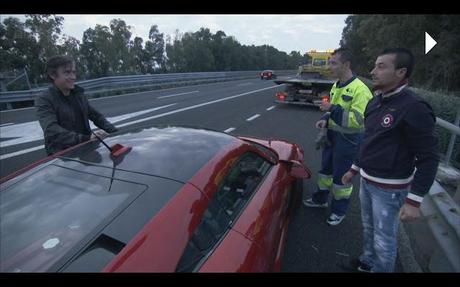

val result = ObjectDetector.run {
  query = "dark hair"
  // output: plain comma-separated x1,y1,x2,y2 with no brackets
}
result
379,48,414,79
332,47,353,68
46,55,74,82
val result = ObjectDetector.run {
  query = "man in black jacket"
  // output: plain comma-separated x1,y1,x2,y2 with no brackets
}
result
35,55,118,155
342,48,439,272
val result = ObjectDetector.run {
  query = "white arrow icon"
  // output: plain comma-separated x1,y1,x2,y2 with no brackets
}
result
425,32,437,54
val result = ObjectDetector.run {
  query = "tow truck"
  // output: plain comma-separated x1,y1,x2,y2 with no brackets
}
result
274,49,335,107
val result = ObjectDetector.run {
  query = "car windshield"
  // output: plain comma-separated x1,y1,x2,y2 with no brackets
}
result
313,59,327,66
0,164,146,272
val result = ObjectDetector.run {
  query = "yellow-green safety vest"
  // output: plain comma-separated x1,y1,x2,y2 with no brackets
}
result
327,77,373,134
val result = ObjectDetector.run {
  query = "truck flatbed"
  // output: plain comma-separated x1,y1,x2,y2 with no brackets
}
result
274,76,335,86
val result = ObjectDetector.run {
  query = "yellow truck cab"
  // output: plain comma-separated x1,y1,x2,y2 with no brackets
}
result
297,49,334,79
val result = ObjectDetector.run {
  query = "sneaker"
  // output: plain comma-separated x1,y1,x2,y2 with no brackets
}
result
326,213,345,225
349,258,372,273
303,198,328,208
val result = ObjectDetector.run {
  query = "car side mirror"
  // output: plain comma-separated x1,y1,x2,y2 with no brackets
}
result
289,160,311,179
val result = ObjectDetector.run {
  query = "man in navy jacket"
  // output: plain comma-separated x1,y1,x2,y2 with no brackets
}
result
342,48,439,272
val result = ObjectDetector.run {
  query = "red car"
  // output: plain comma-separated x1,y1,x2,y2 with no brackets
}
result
0,126,311,272
260,70,277,80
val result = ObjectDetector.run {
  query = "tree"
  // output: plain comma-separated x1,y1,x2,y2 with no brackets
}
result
0,17,41,89
211,30,228,71
165,29,186,72
2,16,311,86
109,19,132,74
142,25,166,73
181,28,216,72
25,14,64,84
340,14,459,92
80,24,113,78
58,35,87,79
130,36,145,74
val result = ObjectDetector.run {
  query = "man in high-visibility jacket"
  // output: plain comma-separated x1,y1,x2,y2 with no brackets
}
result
304,47,373,226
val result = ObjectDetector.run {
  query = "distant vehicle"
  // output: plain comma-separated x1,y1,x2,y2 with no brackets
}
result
274,49,335,107
0,125,311,272
260,70,277,80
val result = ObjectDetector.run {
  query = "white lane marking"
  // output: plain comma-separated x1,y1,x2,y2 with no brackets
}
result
157,91,199,99
1,85,284,159
0,103,177,148
246,114,260,122
0,79,255,112
0,121,44,148
116,85,282,128
266,105,276,111
0,145,45,160
0,123,14,127
224,127,236,133
101,103,177,125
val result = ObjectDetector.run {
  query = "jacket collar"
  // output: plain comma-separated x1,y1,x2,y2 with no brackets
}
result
376,79,409,99
50,84,84,98
335,75,357,89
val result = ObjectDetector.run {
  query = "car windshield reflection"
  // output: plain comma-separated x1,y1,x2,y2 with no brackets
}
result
0,165,146,272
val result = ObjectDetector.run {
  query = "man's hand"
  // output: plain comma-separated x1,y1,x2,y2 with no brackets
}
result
319,102,332,112
90,130,109,141
341,170,355,185
316,120,327,129
399,203,421,222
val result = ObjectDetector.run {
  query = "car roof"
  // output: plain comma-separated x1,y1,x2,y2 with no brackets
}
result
0,126,244,272
58,126,239,183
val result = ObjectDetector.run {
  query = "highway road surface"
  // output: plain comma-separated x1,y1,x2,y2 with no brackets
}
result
0,78,404,272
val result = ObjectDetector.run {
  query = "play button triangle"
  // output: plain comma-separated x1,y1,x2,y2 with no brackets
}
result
425,32,437,54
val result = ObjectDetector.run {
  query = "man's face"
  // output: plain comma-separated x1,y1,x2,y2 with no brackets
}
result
328,53,348,79
50,62,76,92
370,54,406,91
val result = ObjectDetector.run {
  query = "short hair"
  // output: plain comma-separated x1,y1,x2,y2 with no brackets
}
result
332,47,353,68
379,48,414,79
46,55,74,82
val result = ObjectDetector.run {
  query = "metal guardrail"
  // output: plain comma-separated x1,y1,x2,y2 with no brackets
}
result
437,113,460,166
420,181,460,272
0,70,296,105
419,115,460,272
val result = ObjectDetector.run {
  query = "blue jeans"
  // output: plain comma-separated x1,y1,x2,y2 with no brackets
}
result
359,178,409,272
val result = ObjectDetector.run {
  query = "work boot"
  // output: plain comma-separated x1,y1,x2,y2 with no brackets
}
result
349,258,372,273
303,198,328,208
326,213,345,226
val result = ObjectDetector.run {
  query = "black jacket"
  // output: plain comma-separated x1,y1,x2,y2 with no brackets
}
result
35,85,118,155
353,87,439,198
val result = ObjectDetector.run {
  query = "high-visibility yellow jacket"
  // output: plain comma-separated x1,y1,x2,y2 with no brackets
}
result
322,76,373,134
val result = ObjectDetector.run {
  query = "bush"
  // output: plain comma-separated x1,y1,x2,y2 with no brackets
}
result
411,88,460,168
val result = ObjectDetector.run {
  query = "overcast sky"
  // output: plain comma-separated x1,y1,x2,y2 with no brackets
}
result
3,14,349,54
